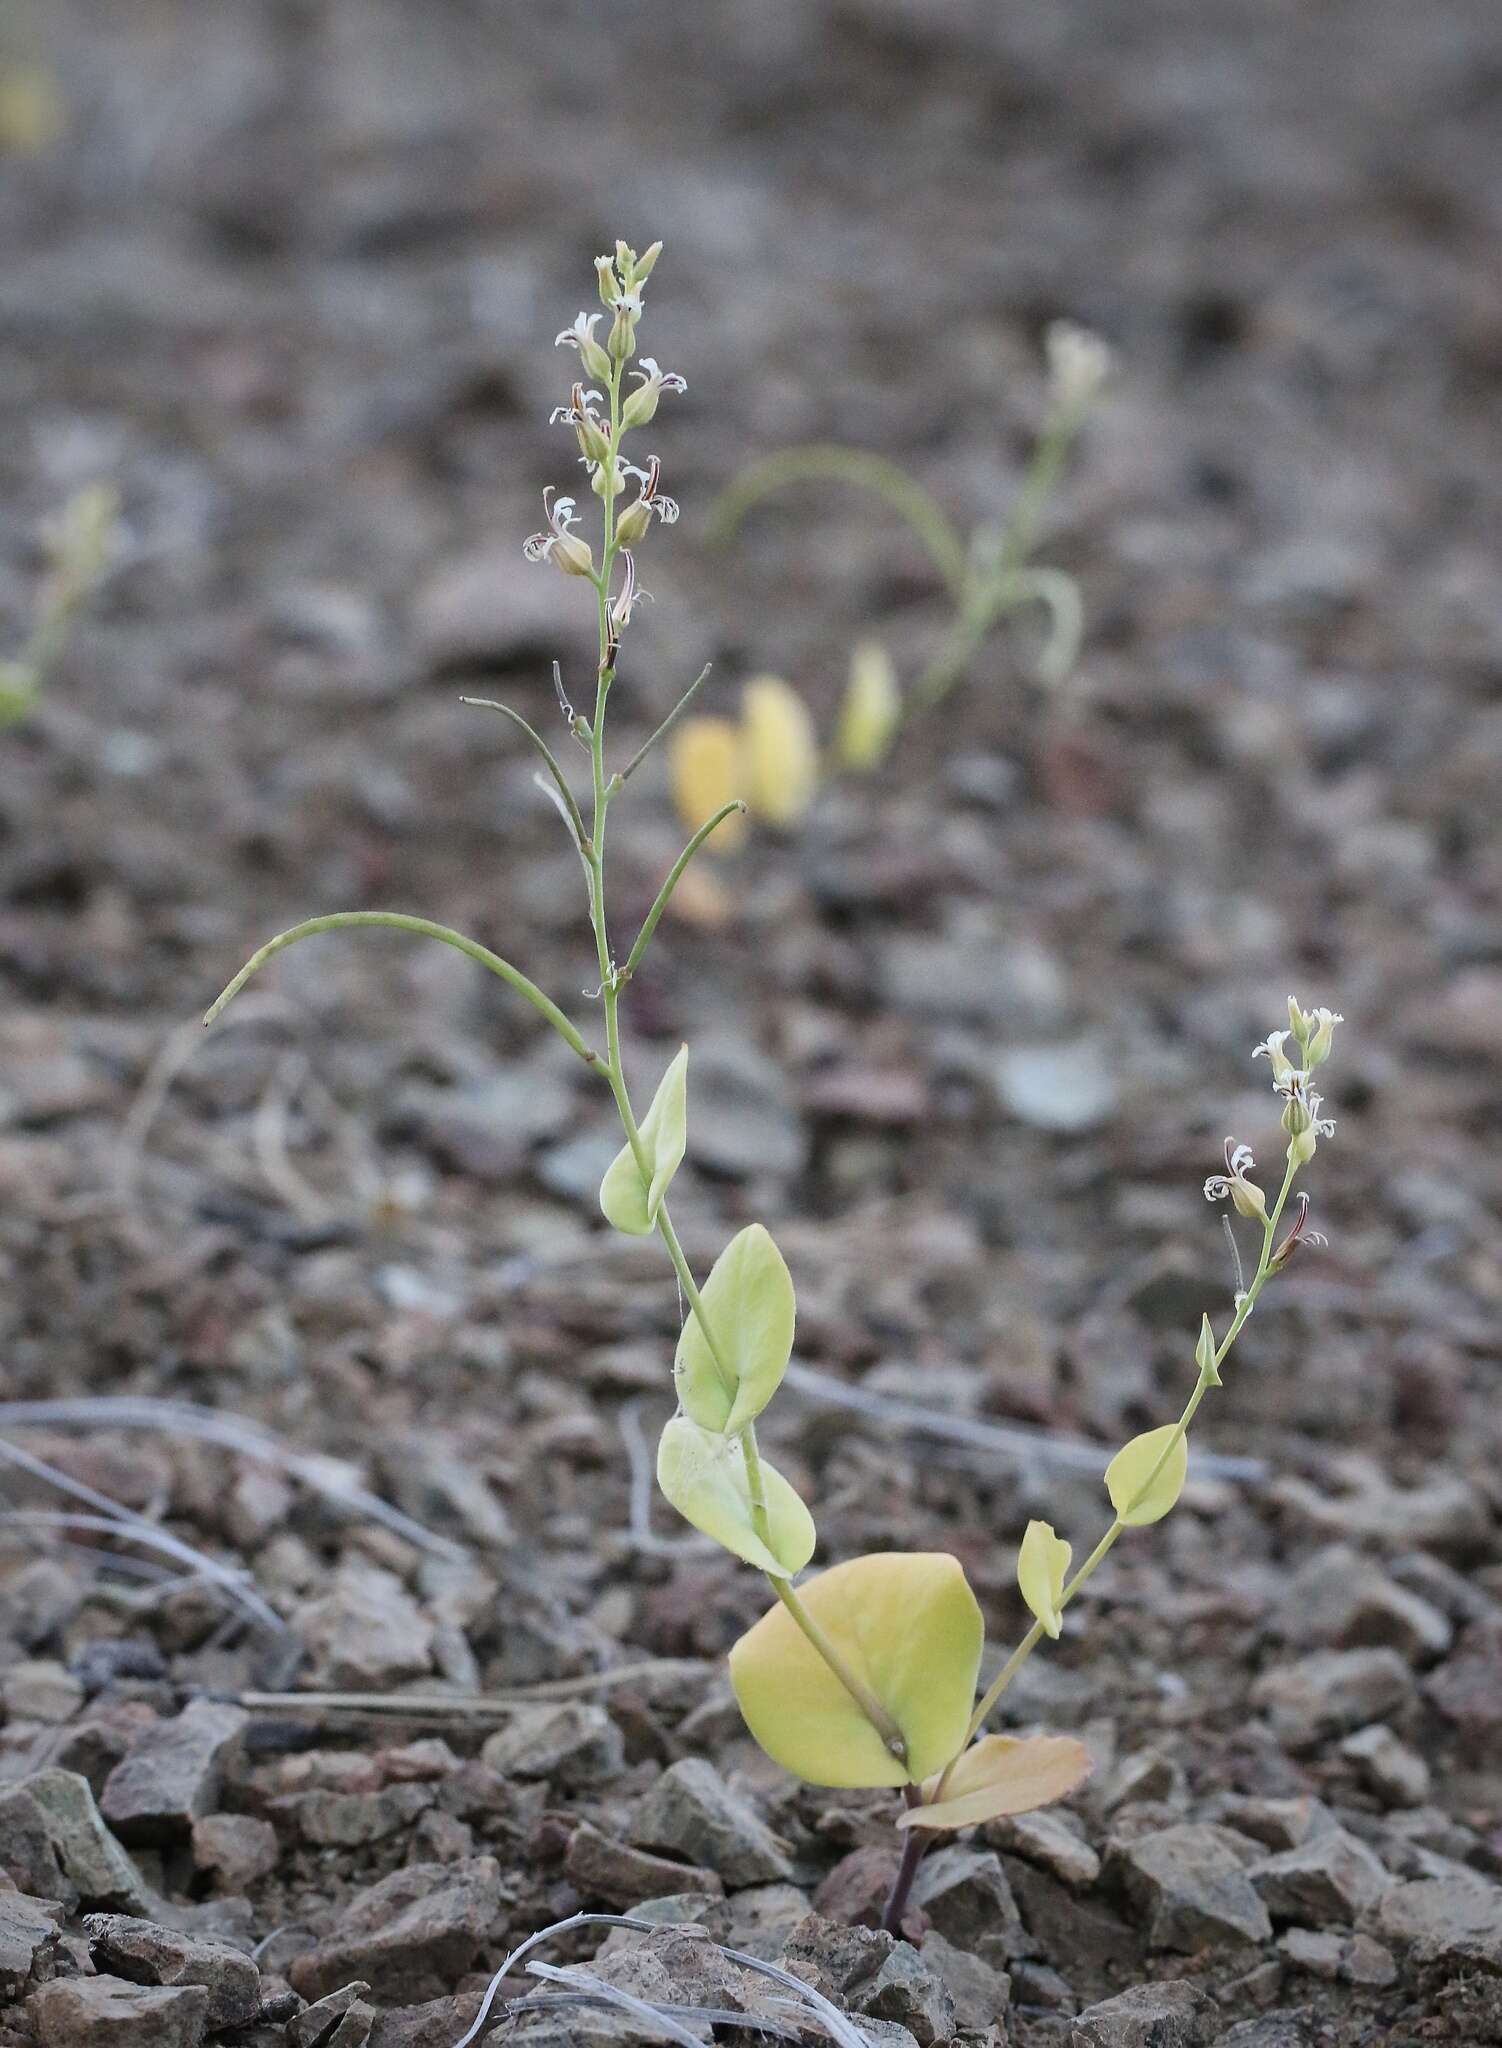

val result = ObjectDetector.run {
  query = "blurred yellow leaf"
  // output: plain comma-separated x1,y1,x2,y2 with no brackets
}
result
1017,1519,1071,1639
0,61,65,156
668,718,747,847
729,1551,982,1788
1106,1425,1188,1527
837,640,901,772
742,675,819,827
899,1733,1093,1831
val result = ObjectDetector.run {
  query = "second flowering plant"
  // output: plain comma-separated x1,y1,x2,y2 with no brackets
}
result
207,244,1342,1933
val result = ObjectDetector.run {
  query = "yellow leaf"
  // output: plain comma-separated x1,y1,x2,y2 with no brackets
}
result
742,676,819,827
898,1734,1093,1831
656,1416,814,1578
669,719,747,846
674,1223,795,1435
729,1552,983,1788
836,640,901,772
1017,1520,1071,1639
1105,1425,1188,1528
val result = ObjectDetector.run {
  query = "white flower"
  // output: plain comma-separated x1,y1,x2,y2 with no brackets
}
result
1204,1137,1267,1222
1045,320,1113,411
522,490,594,577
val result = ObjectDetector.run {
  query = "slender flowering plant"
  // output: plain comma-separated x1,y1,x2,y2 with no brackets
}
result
204,247,1343,1933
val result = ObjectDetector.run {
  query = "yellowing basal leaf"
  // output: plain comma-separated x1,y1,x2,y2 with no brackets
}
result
729,1551,983,1788
1105,1424,1188,1528
742,675,819,827
669,718,747,846
1017,1520,1071,1639
674,1223,795,1435
599,1046,688,1235
836,640,901,772
656,1416,814,1578
898,1734,1093,1831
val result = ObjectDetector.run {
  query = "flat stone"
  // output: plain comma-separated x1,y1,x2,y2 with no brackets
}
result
1426,1617,1502,1744
1279,1927,1397,1987
1,1770,149,1911
722,1883,810,1959
1250,1649,1413,1752
2,1660,85,1725
30,1975,211,2047
853,1942,957,2047
1108,1825,1272,1952
987,1808,1102,1888
190,1813,278,1889
100,1700,248,1844
297,1783,434,1848
1339,1723,1430,1807
366,1993,484,2048
480,1702,624,1789
85,1913,260,2028
288,1858,502,2002
908,1846,1026,1966
0,1890,61,1998
1210,1797,1335,1853
565,1820,724,1908
919,1931,1011,2030
632,1760,792,1887
1374,1875,1502,1975
1071,1979,1218,2047
1250,1828,1391,1927
293,1562,434,1690
1271,1545,1452,1662
289,1981,371,2047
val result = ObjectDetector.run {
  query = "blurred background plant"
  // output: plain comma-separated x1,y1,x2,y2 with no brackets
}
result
0,483,119,728
670,321,1110,842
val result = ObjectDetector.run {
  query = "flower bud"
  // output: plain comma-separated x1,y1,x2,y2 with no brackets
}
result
1281,1095,1312,1138
608,293,641,363
634,240,663,284
615,496,653,545
1291,1127,1318,1165
621,380,660,431
574,410,612,468
550,533,595,578
1229,1177,1268,1224
591,459,623,501
1306,1008,1343,1067
1287,996,1312,1046
596,256,619,307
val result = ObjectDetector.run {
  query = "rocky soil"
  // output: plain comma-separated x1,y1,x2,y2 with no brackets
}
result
1,0,1501,2043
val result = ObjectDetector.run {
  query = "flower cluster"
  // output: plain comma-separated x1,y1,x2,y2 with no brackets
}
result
1206,1000,1343,1227
526,241,687,610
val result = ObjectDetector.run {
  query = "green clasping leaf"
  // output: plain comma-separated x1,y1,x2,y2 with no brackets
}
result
1106,1424,1188,1528
655,1415,814,1578
899,1734,1093,1831
674,1223,795,1435
1195,1312,1220,1386
599,1046,688,1235
1017,1520,1071,1640
729,1552,983,1789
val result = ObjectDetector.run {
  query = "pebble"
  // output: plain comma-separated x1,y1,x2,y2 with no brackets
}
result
293,1561,435,1689
908,1846,1027,1966
287,1857,503,2002
296,1784,435,1848
1210,1797,1335,1853
986,1809,1102,1889
0,1769,149,1912
995,1040,1119,1133
1426,1616,1502,1745
100,1699,249,1844
1279,1927,1397,1987
480,1702,625,1789
632,1759,792,1888
918,1930,1012,2030
565,1819,724,1907
1249,1648,1413,1752
190,1812,279,1890
85,1913,260,2029
780,1913,956,2046
29,1975,211,2047
1070,1979,1218,2047
1339,1723,1431,1807
1108,1825,1272,1952
723,1882,811,1959
0,1890,61,1998
1270,1544,1452,1662
367,1991,485,2048
1249,1827,1391,1927
2,1659,86,1725
1374,1874,1502,1975
289,1981,373,2047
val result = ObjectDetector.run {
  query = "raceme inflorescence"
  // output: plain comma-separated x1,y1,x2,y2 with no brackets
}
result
204,246,1342,1934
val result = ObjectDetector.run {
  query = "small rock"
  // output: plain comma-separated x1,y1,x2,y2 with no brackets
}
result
855,1944,957,2047
918,1931,1011,2029
1250,1649,1413,1752
30,1975,211,2047
1108,1825,1272,1952
100,1700,248,1844
0,1890,60,1998
1339,1723,1430,1807
986,1809,1101,1888
288,1858,502,2002
1100,1750,1184,1815
85,1914,260,2029
723,1883,810,1959
190,1813,278,1890
908,1846,1026,1965
1071,1979,1218,2047
480,1703,624,1789
633,1760,792,1887
0,1770,148,1911
297,1784,434,1848
289,1981,371,2047
1279,1927,1396,1987
1011,1959,1078,2012
1427,1617,1502,1745
1211,1797,1334,1853
1250,1828,1391,1927
565,1820,724,1908
811,1845,901,1929
1375,1875,1502,1975
2,1660,85,1724
996,1040,1118,1133
1271,1545,1451,1662
366,1992,485,2048
294,1562,434,1690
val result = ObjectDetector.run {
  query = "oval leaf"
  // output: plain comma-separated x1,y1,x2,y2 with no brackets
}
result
742,675,819,827
837,640,901,773
656,1415,814,1579
898,1734,1093,1832
729,1552,983,1789
1017,1520,1071,1640
1105,1424,1188,1528
669,718,747,846
675,1223,795,1435
599,1046,688,1235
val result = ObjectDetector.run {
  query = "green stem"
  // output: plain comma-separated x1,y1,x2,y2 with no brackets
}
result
202,912,602,1068
773,1578,907,1760
622,802,747,979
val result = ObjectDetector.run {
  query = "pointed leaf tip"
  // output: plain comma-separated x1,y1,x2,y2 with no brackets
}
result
1017,1520,1071,1639
600,1045,688,1235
